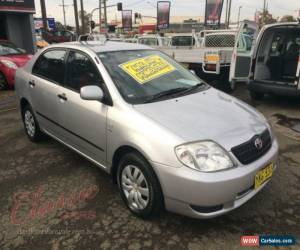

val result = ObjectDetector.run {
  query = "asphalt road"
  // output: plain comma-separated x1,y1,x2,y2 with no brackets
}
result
0,84,299,250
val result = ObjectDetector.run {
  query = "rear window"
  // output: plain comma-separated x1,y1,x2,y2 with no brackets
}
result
138,38,158,46
205,34,235,48
171,36,195,46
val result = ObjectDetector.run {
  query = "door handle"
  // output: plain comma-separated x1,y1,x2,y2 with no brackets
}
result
57,93,67,101
29,80,35,87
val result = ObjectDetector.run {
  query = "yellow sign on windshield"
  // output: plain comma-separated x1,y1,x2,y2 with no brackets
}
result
120,55,175,84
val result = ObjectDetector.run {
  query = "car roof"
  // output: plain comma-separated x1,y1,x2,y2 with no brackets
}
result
48,41,152,53
263,22,299,29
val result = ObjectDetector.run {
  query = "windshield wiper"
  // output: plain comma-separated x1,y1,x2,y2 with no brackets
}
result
143,87,189,103
177,82,207,96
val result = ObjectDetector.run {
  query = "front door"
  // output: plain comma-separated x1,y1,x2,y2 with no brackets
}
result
58,50,108,167
229,21,259,82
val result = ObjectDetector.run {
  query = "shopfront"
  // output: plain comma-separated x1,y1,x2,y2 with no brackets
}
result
0,0,36,53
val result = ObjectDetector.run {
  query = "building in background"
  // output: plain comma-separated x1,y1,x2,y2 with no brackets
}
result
0,0,36,53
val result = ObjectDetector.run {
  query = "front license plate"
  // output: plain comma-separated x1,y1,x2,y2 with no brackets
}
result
255,163,274,189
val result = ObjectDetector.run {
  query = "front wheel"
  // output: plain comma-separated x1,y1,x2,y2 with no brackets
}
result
22,104,45,142
117,152,164,219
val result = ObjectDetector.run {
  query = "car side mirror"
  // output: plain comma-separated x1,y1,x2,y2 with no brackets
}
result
80,85,104,101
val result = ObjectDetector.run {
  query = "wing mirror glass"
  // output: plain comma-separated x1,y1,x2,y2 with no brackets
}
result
80,85,104,101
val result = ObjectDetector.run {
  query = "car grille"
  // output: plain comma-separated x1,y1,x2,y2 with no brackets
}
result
231,129,272,165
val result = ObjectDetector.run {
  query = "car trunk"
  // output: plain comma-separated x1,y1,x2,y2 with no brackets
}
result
254,26,300,85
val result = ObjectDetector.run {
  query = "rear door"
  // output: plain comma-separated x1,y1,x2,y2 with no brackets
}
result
229,21,259,82
31,49,67,136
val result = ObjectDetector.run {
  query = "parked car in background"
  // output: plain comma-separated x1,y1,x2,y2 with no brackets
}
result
0,40,32,90
45,30,75,44
15,39,278,219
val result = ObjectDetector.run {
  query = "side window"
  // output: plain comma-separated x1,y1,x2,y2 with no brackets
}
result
269,33,285,56
32,50,67,84
65,51,104,92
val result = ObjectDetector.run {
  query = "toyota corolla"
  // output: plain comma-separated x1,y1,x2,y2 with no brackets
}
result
15,40,278,219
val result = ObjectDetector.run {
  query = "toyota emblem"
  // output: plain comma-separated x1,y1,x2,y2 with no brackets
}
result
254,137,263,150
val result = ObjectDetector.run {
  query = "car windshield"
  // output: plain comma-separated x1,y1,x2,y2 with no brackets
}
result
99,50,208,104
0,41,24,56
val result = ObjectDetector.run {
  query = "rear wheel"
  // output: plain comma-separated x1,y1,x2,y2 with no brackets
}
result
117,152,164,219
250,91,265,100
22,104,44,142
0,72,8,90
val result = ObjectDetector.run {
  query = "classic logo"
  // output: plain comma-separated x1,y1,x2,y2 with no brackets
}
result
254,137,263,150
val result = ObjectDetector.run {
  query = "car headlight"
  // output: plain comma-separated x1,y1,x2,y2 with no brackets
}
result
175,141,235,172
0,60,18,69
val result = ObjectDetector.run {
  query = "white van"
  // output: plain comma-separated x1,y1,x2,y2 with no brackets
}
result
230,21,300,99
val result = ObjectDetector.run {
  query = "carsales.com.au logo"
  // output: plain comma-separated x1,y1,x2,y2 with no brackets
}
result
241,235,296,247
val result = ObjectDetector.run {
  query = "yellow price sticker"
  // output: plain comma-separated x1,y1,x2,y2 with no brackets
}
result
120,55,175,84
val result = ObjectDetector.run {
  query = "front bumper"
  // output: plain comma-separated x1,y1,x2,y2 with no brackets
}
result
248,80,300,97
151,138,279,219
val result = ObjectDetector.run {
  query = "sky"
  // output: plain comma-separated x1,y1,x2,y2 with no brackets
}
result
34,0,300,26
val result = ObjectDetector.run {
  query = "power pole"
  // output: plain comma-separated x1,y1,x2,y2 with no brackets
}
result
73,0,80,35
225,0,228,28
80,0,85,34
262,0,267,25
237,6,242,26
61,0,67,27
103,0,107,29
99,0,102,33
40,0,48,38
227,0,232,28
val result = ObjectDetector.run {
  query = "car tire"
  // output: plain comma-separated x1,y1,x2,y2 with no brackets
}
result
0,72,8,90
250,91,265,101
117,152,164,219
22,104,44,142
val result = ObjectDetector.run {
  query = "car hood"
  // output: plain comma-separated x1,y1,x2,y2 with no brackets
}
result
133,88,268,151
0,54,32,67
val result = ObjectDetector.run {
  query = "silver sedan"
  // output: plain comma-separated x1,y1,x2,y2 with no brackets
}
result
15,40,278,219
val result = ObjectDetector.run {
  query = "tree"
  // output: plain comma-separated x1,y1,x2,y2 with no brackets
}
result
280,15,296,22
258,10,277,27
78,10,91,34
55,21,64,31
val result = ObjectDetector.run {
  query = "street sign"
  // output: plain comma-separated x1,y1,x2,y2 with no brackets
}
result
122,10,132,31
204,0,224,27
0,0,35,13
34,18,56,30
157,1,171,30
